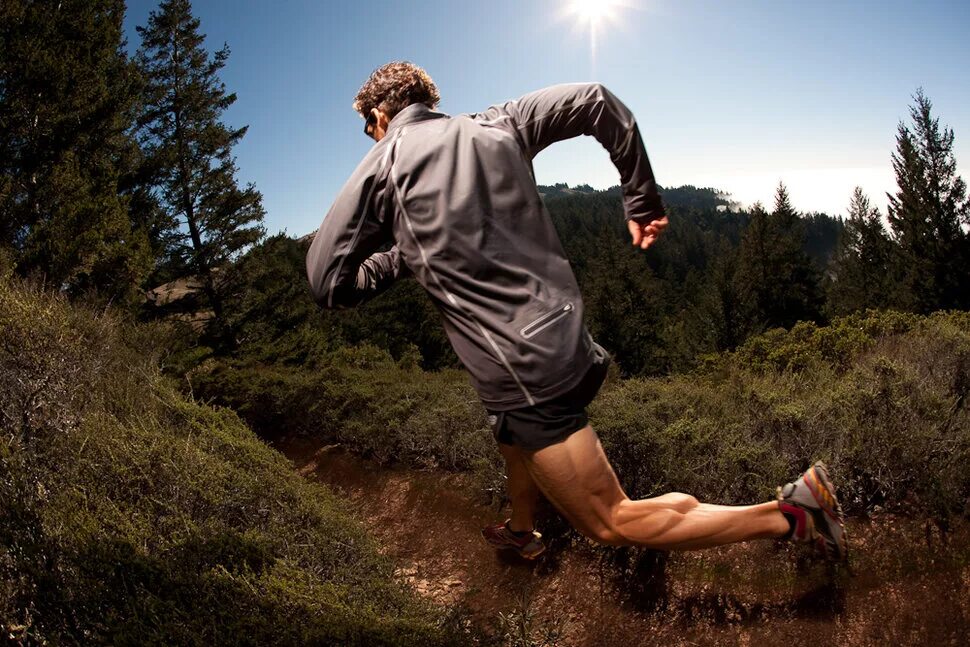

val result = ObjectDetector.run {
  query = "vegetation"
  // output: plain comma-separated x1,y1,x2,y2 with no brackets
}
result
593,310,970,524
195,309,970,524
734,186,824,334
887,89,970,313
0,0,152,305
827,188,897,315
0,275,464,645
192,346,494,471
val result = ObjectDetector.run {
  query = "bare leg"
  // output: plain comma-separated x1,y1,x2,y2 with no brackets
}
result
522,425,790,550
498,441,541,533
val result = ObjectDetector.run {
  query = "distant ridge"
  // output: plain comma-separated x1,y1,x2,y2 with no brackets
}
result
537,182,739,213
536,182,606,199
299,183,741,240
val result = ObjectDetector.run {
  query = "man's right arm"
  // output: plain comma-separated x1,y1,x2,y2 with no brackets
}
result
306,144,404,308
484,82,666,228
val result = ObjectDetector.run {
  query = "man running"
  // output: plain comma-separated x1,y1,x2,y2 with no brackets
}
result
306,61,847,563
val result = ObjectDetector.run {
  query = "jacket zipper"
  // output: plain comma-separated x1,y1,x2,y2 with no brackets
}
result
520,303,574,339
389,127,536,406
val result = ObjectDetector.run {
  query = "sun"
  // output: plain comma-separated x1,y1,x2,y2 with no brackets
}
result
567,0,620,23
559,1,639,70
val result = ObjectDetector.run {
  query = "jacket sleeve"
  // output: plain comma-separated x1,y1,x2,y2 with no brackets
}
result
306,145,406,308
490,82,665,223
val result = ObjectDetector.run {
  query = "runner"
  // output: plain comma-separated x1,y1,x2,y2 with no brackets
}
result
306,61,847,563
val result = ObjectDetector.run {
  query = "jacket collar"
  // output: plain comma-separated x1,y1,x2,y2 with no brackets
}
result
386,103,448,134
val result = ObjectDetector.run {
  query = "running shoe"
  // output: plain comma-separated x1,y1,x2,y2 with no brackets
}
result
481,519,546,560
777,461,848,562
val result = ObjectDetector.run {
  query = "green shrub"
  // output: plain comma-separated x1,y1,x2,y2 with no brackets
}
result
192,347,494,472
592,312,970,521
0,279,464,645
732,309,924,372
194,305,969,528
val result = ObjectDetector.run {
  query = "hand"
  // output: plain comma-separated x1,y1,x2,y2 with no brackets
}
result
627,215,669,250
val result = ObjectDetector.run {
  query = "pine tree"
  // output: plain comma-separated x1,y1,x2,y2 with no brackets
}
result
136,0,265,327
887,89,969,312
770,182,800,232
827,187,896,314
734,184,823,333
0,0,152,302
694,236,743,350
581,233,667,376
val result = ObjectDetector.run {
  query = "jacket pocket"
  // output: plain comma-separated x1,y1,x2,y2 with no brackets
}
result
519,302,574,339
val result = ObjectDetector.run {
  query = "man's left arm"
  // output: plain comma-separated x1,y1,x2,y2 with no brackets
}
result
480,83,669,249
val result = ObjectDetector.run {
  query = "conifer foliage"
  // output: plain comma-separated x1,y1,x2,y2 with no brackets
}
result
828,187,896,314
887,89,969,312
0,0,151,301
734,183,823,335
135,0,265,325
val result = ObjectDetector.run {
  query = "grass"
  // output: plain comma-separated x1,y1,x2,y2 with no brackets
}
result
0,276,467,645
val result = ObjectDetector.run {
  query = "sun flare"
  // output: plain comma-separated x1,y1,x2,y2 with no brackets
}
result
568,0,620,23
560,0,638,70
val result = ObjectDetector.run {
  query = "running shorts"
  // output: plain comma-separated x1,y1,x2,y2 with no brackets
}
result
485,347,611,450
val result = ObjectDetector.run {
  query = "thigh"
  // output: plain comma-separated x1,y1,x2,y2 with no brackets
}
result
522,425,628,537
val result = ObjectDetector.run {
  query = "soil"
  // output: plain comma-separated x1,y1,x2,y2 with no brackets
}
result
276,437,970,646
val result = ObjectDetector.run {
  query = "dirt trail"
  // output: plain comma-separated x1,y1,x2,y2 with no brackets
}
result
276,437,970,646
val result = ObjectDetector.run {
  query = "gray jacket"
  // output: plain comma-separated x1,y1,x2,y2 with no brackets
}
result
306,82,665,410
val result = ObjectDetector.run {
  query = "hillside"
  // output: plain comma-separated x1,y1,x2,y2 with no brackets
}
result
0,276,466,645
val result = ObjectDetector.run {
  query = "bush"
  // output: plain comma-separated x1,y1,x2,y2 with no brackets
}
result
731,309,925,372
0,278,464,645
198,308,970,525
592,311,970,522
191,346,495,471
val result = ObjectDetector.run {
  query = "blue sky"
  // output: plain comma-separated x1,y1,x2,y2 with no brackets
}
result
123,0,970,236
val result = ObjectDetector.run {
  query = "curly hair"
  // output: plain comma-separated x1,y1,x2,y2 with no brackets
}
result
352,61,441,121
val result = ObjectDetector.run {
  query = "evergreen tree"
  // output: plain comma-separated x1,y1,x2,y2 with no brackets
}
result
0,0,152,302
887,89,969,312
682,236,743,354
136,0,265,328
801,211,843,270
827,187,896,314
734,184,823,334
734,201,772,334
581,233,667,376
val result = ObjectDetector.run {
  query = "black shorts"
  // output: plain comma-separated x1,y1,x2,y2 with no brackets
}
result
485,351,611,450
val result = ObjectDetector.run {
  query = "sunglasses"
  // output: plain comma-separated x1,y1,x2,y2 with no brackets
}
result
364,111,377,139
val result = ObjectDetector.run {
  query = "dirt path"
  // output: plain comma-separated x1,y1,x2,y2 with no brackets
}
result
276,437,970,646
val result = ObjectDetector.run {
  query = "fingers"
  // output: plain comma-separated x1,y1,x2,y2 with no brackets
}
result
627,219,642,247
629,215,668,250
646,215,669,237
